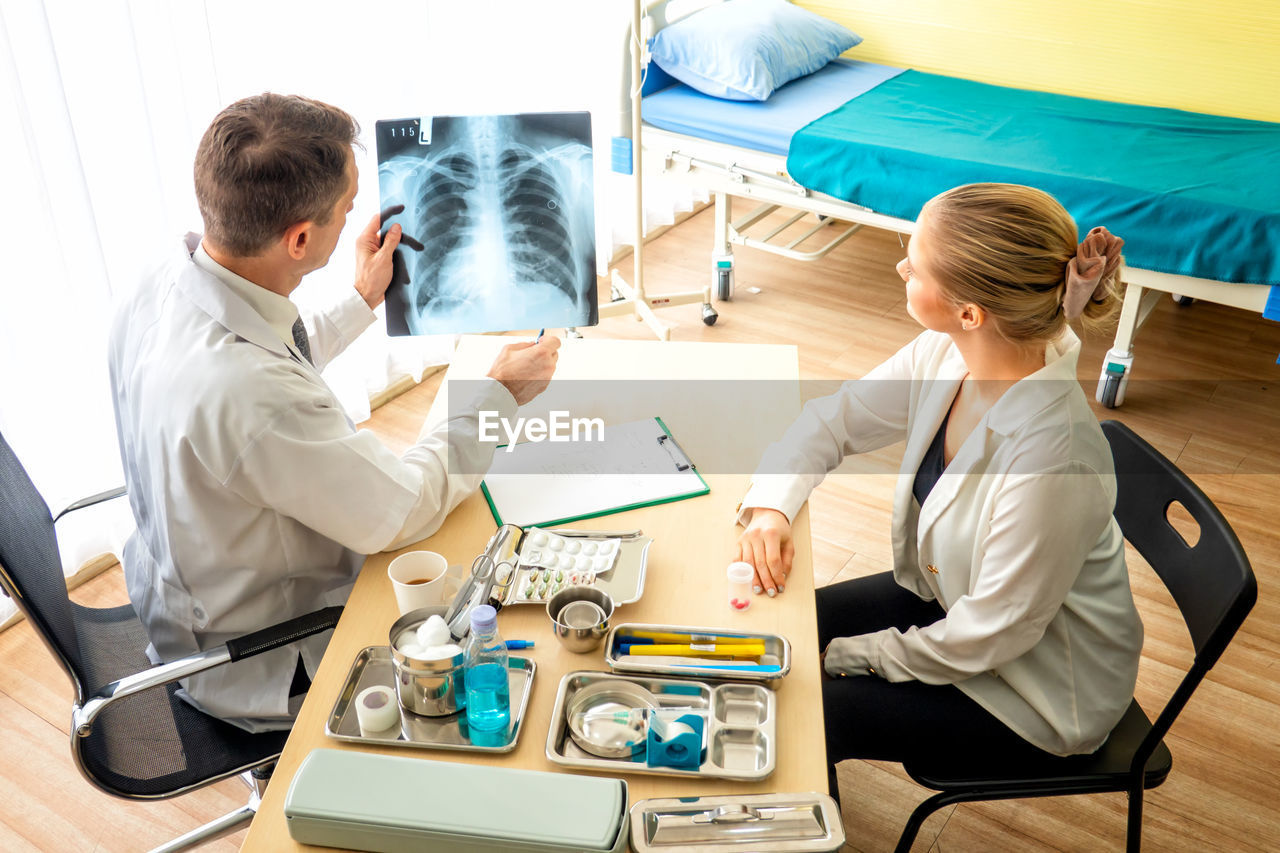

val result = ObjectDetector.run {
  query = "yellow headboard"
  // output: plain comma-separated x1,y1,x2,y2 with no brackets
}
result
799,0,1280,123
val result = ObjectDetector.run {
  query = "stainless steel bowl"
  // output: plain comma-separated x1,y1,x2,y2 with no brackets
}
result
566,679,657,758
389,606,464,717
547,587,615,654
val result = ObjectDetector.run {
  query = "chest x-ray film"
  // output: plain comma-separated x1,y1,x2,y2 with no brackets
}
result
376,112,598,336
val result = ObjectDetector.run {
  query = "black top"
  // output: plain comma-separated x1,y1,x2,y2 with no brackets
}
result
913,410,951,507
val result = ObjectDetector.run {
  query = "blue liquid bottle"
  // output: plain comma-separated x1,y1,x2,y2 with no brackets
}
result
463,604,510,747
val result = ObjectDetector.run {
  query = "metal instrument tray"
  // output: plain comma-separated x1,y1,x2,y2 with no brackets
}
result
326,646,535,753
502,529,651,607
545,671,776,781
630,793,845,852
604,622,791,682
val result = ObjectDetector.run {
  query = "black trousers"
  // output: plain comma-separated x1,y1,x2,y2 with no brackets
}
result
818,572,1053,767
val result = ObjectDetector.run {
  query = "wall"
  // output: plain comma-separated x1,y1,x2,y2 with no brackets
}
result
799,0,1280,122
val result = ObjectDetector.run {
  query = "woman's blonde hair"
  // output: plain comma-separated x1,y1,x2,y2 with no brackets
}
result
920,183,1123,343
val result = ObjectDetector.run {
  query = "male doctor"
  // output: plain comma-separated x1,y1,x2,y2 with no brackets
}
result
108,93,560,732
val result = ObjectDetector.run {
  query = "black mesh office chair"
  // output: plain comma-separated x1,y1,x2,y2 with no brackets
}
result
0,431,343,852
891,420,1257,853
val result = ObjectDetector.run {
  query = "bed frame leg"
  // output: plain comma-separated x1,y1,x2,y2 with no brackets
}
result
712,192,735,301
1095,282,1166,408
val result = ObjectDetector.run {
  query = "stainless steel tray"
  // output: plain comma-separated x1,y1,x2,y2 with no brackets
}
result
502,529,651,607
326,646,535,753
631,793,845,852
545,671,776,781
604,622,791,682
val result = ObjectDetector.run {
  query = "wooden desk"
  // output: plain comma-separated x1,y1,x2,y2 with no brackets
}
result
243,337,826,850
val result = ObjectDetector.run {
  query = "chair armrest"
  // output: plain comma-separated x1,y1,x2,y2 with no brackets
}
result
53,486,127,522
73,604,344,737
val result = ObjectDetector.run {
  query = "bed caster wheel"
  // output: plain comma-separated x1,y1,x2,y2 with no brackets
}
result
566,327,584,339
1099,375,1122,408
716,270,734,302
701,304,718,326
1172,294,1195,306
610,284,625,302
1097,353,1131,409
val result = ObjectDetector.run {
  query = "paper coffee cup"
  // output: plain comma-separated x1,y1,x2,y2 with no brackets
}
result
388,551,453,615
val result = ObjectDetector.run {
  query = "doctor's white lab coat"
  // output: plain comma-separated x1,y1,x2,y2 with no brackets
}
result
108,234,516,731
740,329,1143,755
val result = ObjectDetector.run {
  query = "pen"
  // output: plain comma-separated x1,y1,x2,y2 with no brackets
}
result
536,328,544,341
614,654,760,666
618,632,762,645
673,663,781,673
619,640,757,653
504,640,535,650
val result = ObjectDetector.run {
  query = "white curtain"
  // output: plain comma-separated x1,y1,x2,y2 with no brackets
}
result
0,0,694,625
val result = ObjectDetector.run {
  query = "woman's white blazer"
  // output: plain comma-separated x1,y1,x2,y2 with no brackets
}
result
741,329,1143,755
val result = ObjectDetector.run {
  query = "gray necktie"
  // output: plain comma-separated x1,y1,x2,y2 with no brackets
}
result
291,317,313,365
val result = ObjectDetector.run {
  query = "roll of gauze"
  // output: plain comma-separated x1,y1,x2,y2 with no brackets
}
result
355,685,400,733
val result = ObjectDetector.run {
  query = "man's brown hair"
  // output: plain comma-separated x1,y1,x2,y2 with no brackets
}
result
194,93,359,257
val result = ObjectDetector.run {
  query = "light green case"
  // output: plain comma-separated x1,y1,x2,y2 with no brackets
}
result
284,749,629,852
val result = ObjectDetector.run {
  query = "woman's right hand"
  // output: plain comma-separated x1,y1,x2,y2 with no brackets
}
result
735,508,794,597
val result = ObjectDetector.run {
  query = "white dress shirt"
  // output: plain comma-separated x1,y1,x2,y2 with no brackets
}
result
108,233,516,731
740,329,1144,755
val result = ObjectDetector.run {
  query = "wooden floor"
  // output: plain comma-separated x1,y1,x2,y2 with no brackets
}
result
2,205,1277,851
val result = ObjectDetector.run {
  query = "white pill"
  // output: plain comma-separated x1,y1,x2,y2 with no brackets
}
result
599,541,616,555
582,542,597,555
547,537,564,552
564,540,581,554
558,554,573,569
594,556,610,571
531,531,548,545
355,685,400,733
575,555,589,570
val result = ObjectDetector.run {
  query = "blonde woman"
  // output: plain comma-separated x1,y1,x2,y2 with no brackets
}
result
735,184,1144,780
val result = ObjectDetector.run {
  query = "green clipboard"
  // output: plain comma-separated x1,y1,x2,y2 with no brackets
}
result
479,416,710,528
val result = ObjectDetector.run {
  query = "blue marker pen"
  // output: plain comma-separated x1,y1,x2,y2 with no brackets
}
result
536,328,545,342
505,640,535,650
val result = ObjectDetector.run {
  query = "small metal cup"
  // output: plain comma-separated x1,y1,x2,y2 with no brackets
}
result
389,606,464,717
547,587,615,654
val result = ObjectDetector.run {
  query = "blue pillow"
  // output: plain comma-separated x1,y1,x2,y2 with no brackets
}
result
649,0,862,102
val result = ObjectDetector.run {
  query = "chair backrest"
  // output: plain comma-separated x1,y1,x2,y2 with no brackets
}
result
1101,420,1257,770
1102,421,1257,666
0,431,88,697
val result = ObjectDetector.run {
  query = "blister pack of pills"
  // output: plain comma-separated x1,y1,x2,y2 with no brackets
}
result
519,529,620,576
506,529,622,604
513,566,599,602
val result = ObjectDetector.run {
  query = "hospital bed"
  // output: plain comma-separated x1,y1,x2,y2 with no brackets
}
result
628,0,1280,407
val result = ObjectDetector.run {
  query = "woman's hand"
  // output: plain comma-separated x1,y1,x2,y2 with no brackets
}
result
735,507,794,597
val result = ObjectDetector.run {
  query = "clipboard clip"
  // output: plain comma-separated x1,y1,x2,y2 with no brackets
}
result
657,434,695,472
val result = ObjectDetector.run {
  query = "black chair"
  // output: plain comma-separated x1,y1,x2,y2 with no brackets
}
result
0,431,343,852
892,420,1257,853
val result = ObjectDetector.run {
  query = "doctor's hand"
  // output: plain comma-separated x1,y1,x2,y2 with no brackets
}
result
353,207,406,309
487,336,561,406
736,507,794,597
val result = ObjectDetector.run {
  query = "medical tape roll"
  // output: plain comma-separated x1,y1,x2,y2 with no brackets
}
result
355,685,401,734
661,720,696,742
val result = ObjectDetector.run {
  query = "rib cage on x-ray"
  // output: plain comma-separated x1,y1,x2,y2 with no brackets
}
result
379,114,596,335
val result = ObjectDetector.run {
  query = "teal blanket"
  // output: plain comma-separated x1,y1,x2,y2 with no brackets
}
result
787,70,1280,300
